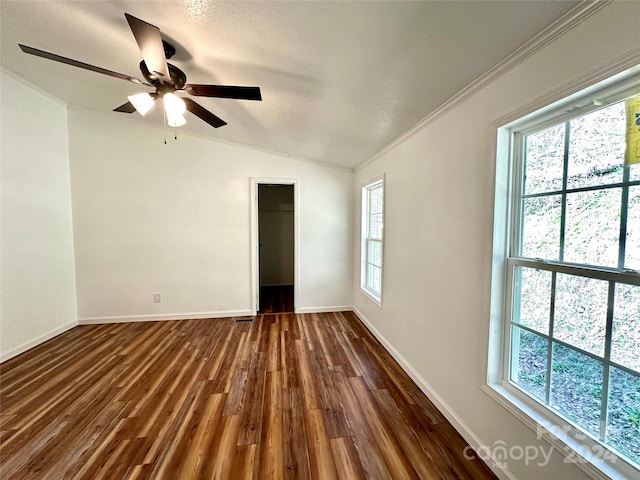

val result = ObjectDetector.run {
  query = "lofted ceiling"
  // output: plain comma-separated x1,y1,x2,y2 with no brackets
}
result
1,0,580,170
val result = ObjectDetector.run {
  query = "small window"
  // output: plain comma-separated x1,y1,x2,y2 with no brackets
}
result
493,72,640,477
361,176,384,304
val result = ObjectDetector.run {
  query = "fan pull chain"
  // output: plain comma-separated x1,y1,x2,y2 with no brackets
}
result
163,108,167,144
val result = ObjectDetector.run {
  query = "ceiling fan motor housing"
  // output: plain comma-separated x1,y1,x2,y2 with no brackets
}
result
139,60,186,89
162,40,176,60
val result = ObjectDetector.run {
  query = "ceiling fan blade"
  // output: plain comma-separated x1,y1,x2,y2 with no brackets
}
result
184,98,227,128
184,84,262,101
113,101,137,113
124,13,171,83
19,44,148,85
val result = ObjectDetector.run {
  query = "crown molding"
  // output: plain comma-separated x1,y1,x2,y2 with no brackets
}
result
354,0,613,173
491,49,640,129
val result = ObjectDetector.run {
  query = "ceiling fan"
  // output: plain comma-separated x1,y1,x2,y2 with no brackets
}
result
18,13,262,129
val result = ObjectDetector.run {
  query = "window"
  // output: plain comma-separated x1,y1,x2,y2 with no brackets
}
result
495,74,640,476
361,176,384,304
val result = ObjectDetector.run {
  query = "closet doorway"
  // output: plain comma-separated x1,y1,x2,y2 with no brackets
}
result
251,180,297,314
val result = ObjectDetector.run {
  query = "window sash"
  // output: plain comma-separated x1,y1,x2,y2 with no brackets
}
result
512,115,637,268
506,258,640,455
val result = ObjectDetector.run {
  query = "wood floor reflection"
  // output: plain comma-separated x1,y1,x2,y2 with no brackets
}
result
0,311,497,479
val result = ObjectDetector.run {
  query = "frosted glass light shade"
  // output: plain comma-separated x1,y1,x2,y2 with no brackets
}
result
167,114,187,127
128,92,155,116
164,93,186,116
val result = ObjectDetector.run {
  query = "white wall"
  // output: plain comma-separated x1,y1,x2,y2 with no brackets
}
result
68,109,353,321
0,71,78,361
353,3,640,480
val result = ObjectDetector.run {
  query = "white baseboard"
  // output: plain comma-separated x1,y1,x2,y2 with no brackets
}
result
78,309,254,325
0,320,78,363
295,305,353,314
351,307,516,480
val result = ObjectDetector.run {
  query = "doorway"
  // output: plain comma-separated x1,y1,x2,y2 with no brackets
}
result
255,183,295,313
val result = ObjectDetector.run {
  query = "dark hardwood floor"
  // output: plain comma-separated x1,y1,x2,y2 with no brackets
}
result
0,312,497,479
259,285,294,314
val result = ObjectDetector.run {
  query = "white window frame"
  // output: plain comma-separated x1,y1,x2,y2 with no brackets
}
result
486,69,640,480
361,175,385,306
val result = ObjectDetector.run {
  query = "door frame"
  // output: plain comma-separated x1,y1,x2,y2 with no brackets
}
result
250,177,299,315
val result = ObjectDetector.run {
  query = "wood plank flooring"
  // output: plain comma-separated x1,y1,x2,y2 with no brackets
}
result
0,312,497,479
259,285,294,314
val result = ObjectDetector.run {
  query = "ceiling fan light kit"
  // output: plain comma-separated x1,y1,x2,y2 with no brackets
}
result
163,91,186,120
128,92,155,116
165,92,187,128
18,12,262,139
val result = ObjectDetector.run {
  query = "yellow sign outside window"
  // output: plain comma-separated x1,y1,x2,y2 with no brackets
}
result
626,96,640,165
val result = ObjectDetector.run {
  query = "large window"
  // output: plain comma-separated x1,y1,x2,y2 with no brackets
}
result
501,77,640,474
361,176,384,304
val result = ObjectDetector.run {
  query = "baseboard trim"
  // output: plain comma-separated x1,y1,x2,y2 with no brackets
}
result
78,310,254,325
0,320,78,363
352,307,516,480
295,305,353,314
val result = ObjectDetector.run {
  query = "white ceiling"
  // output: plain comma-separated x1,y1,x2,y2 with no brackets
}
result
1,1,580,170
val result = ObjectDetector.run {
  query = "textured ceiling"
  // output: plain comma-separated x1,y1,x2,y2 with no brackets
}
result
1,1,580,170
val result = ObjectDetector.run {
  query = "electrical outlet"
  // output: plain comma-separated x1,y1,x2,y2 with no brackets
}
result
153,293,162,303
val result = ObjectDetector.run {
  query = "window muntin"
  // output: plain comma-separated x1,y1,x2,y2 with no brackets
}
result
508,95,640,468
628,186,640,269
361,178,384,302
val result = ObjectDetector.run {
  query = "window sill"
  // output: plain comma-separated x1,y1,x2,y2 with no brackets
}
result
482,382,639,480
